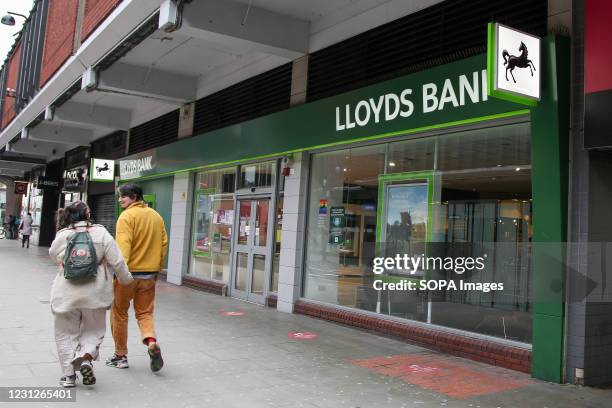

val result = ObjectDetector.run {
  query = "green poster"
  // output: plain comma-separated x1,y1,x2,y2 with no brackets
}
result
329,206,345,245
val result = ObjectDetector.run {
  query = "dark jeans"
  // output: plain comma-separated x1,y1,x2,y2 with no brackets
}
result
22,235,30,248
4,224,16,239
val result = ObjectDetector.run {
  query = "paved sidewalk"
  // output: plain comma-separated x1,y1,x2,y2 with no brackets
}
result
0,239,610,408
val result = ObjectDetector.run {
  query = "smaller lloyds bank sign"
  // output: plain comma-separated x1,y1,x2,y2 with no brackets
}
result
487,22,541,106
119,154,155,180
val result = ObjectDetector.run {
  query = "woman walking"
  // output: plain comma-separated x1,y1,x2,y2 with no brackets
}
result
49,201,133,387
19,212,33,248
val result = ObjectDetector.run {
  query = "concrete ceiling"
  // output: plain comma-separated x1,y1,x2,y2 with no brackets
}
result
0,0,444,177
82,0,443,128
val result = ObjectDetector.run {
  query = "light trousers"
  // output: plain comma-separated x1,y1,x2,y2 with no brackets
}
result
54,308,106,376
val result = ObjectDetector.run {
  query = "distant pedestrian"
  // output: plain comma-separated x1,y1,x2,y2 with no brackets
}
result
5,214,15,239
11,215,19,240
3,214,12,238
19,212,33,248
49,201,133,388
13,215,21,239
106,184,168,372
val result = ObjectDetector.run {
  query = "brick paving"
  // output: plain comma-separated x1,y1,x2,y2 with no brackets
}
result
0,239,611,408
353,354,531,399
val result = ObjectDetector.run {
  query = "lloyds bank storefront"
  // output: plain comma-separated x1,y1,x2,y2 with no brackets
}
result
117,35,569,382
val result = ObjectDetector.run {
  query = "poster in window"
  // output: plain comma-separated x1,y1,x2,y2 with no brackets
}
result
383,183,428,275
385,183,428,243
193,192,213,257
329,206,345,245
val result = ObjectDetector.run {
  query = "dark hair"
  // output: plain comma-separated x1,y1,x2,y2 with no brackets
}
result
27,212,31,216
59,201,90,228
118,183,143,201
56,208,66,231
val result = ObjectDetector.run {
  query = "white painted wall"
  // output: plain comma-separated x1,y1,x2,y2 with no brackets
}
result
277,153,309,313
166,172,194,285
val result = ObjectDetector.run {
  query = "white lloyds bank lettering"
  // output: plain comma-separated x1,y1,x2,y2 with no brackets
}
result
336,70,489,131
423,70,488,113
120,156,154,178
335,90,415,131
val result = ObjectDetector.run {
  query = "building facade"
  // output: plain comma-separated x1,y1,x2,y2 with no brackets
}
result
1,0,610,386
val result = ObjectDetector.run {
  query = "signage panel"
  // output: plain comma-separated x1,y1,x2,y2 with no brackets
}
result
117,55,525,181
487,23,541,105
119,152,155,180
63,165,88,192
14,181,28,195
90,158,115,182
35,176,61,190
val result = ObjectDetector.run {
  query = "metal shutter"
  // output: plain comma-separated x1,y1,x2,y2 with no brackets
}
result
92,194,117,236
91,130,127,159
128,109,179,154
193,62,292,135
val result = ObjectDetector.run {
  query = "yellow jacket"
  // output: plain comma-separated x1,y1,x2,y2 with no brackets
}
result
116,201,168,273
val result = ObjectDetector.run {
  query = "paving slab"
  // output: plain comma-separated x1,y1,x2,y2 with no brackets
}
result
0,239,610,407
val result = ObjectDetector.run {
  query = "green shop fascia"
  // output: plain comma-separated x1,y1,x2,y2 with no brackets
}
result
117,36,569,382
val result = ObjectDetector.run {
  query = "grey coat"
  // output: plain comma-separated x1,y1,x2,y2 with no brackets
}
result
19,215,33,236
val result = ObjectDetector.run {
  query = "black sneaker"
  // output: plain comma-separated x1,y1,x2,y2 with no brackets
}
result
105,354,129,369
79,360,96,385
148,343,164,372
59,374,76,388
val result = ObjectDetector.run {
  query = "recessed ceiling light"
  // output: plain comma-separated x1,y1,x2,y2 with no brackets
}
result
389,162,396,167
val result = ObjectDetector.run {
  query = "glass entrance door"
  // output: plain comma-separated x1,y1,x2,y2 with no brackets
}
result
231,197,272,304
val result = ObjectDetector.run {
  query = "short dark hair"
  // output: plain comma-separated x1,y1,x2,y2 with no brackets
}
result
27,212,31,216
118,183,143,201
60,201,90,228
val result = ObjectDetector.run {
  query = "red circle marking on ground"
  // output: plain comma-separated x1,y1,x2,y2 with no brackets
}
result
222,311,245,316
288,331,318,340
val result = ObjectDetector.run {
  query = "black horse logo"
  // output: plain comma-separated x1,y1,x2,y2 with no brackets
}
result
502,42,536,83
96,162,111,176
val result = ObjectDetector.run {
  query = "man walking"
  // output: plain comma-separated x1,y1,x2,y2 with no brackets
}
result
106,184,168,372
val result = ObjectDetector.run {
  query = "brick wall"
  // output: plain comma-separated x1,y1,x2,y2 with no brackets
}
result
158,271,228,296
295,300,532,374
39,0,79,87
1,43,22,130
81,0,123,42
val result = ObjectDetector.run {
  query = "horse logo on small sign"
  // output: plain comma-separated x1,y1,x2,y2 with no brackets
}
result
95,162,111,177
502,41,536,83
